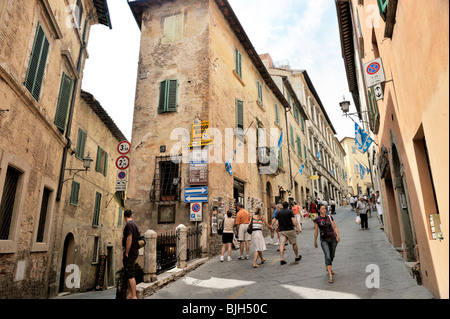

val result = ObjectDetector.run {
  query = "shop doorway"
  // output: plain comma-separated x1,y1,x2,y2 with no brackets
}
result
233,179,245,208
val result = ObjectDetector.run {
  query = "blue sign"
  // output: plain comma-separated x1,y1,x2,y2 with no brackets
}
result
185,194,208,203
184,187,208,195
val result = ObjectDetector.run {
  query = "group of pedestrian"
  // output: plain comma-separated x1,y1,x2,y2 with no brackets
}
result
353,191,384,230
219,201,340,284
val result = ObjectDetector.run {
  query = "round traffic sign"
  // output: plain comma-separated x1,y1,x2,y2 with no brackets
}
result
366,62,380,75
117,171,127,180
117,141,131,155
116,156,130,170
192,203,201,213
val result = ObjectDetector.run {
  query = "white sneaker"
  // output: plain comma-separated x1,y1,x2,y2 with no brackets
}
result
220,256,224,262
227,256,232,262
269,238,273,245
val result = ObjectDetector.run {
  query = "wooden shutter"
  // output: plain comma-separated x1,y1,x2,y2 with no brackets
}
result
54,73,73,132
70,181,80,205
235,48,242,78
290,125,295,148
92,192,101,227
103,152,108,177
25,24,50,101
166,80,178,112
236,99,244,131
75,128,87,160
275,104,280,124
95,146,102,172
158,80,177,113
297,137,302,158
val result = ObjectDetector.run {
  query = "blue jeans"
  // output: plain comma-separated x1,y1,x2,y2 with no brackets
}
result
320,238,338,266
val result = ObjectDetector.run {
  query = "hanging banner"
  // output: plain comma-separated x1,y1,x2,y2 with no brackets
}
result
355,123,373,154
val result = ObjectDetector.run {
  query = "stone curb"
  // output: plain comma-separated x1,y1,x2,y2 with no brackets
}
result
137,257,209,299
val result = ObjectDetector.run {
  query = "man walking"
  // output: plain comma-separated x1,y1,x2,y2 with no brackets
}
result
356,196,369,230
271,202,301,265
122,209,140,299
235,203,251,260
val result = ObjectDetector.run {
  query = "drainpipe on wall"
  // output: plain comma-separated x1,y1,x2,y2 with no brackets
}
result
56,13,109,201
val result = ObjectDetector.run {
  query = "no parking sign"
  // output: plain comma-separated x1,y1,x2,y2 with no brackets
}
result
190,203,202,222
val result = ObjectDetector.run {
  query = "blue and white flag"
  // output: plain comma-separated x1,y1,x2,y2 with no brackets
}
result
225,142,242,176
359,162,366,179
299,164,304,175
344,171,348,181
317,149,321,160
277,130,283,151
355,123,373,154
331,168,335,176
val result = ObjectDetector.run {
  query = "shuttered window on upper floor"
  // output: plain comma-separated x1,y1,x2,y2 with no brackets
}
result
236,99,244,132
158,80,178,113
163,14,184,44
25,23,50,102
95,146,108,177
274,103,280,125
257,80,263,107
235,48,242,79
54,73,74,133
75,128,87,160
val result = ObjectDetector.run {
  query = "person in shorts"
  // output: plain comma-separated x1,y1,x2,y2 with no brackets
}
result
235,203,251,260
271,202,301,265
122,209,140,299
220,210,235,262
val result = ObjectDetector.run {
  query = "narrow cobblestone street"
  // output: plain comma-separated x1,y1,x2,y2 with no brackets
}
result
145,205,433,299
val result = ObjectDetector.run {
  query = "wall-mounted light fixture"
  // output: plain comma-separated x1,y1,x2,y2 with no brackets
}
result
63,154,93,183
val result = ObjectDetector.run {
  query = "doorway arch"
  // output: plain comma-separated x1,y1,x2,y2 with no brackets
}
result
59,233,75,293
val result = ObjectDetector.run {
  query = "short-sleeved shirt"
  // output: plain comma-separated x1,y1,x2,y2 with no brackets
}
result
292,205,300,215
223,216,235,233
314,215,335,240
272,208,278,219
356,200,368,214
235,209,250,225
275,209,295,231
122,220,139,256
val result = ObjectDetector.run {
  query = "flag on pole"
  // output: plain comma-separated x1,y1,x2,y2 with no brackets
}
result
225,142,242,176
355,123,373,154
331,168,335,176
359,162,366,179
299,164,304,175
317,149,321,160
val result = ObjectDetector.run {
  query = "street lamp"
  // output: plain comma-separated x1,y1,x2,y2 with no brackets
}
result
63,154,93,183
339,99,351,114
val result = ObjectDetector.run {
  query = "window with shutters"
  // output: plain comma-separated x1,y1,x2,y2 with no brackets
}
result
274,104,280,125
163,14,184,44
0,166,22,240
70,181,80,206
297,136,302,159
95,146,108,176
25,23,50,102
301,116,305,132
54,73,74,133
235,99,244,133
235,48,242,79
92,192,101,227
256,80,263,107
93,236,99,262
158,80,178,113
303,144,307,164
75,128,87,160
74,0,84,29
278,148,283,169
36,187,51,243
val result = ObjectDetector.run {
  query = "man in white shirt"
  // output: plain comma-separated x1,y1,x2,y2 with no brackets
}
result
350,196,355,211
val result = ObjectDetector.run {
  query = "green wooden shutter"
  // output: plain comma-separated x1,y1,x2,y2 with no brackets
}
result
158,80,178,113
377,0,389,21
25,24,50,101
70,181,80,205
257,81,263,106
54,73,73,132
95,146,102,172
275,104,280,125
297,137,302,158
235,48,242,78
75,128,87,160
158,81,167,113
166,80,178,112
236,99,244,131
103,152,108,177
304,144,307,163
92,192,101,227
301,116,305,131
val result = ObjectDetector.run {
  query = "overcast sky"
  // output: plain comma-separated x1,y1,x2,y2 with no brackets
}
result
82,0,358,142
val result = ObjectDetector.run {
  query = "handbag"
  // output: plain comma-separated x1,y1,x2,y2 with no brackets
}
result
247,216,254,234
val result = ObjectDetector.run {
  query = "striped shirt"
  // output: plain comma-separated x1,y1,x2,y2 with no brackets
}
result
252,217,263,230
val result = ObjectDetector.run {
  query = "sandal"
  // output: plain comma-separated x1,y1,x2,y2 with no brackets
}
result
329,276,334,284
253,265,260,268
261,259,266,264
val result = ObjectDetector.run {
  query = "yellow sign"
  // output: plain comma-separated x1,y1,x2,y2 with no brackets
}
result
190,121,214,147
309,175,320,180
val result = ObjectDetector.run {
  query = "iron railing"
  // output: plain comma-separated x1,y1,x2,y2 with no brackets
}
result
186,225,202,261
156,230,177,275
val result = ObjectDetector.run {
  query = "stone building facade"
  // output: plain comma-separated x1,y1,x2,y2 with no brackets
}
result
126,0,311,255
0,0,115,298
336,0,449,298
